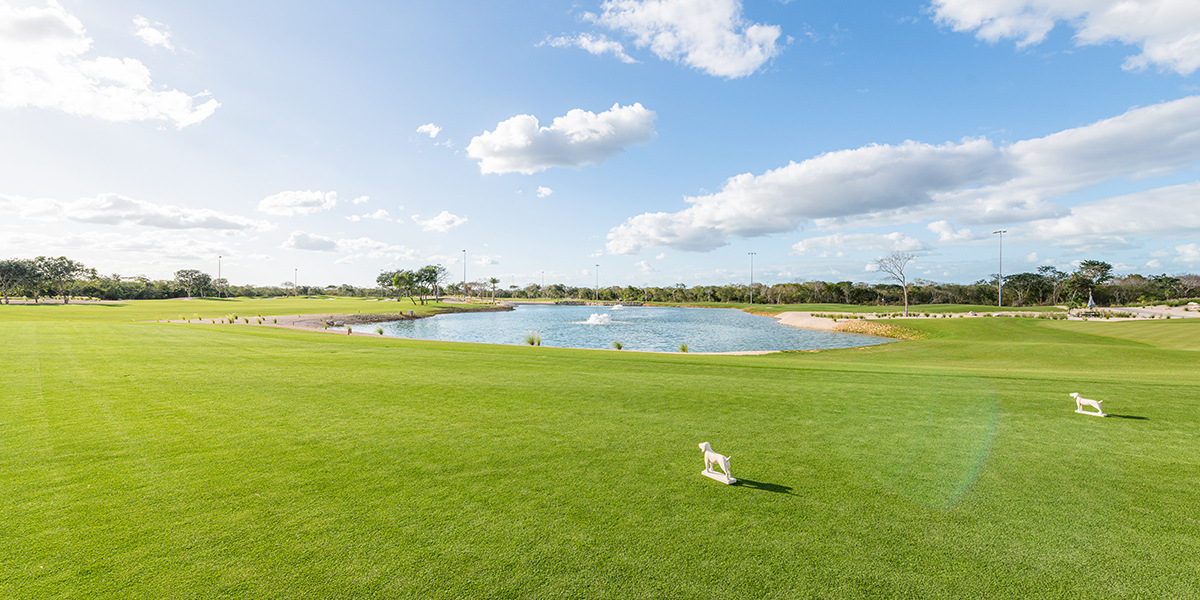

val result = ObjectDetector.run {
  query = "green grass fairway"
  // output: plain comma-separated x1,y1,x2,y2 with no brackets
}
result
2,300,1198,598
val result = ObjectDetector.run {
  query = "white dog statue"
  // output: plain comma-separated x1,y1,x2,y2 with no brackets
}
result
698,442,736,484
1071,392,1106,417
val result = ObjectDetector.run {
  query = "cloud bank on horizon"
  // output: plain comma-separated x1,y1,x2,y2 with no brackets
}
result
607,96,1200,257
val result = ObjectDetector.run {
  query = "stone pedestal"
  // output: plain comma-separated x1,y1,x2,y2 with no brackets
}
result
701,469,736,485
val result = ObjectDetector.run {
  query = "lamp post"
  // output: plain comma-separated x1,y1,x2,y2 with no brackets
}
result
217,255,221,298
294,268,298,297
748,252,756,304
993,229,1007,307
595,264,599,301
462,250,467,298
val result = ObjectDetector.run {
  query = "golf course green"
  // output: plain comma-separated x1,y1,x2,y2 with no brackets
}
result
2,298,1197,598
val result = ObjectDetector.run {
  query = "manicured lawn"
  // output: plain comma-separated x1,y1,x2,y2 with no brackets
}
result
1,300,1197,598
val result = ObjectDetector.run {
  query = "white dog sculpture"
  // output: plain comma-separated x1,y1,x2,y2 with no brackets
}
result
1071,392,1106,417
698,442,735,484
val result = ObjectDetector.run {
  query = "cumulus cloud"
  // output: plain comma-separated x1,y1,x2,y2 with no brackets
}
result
0,228,228,264
607,96,1200,254
536,186,554,198
132,16,173,51
792,232,927,256
541,33,638,64
931,0,1200,75
467,103,656,175
1175,243,1200,264
416,123,442,138
0,1,219,128
1022,182,1200,246
412,210,467,232
926,220,981,243
350,195,370,205
345,209,391,222
579,0,783,78
282,230,337,251
2,192,272,231
258,190,338,216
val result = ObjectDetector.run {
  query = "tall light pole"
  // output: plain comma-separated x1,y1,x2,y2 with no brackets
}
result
217,255,222,298
748,252,756,305
462,249,467,298
294,268,298,297
435,263,442,300
595,264,600,302
994,229,1007,307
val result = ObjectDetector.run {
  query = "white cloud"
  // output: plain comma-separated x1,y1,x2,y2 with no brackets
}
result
345,209,391,222
282,230,337,251
282,230,417,262
467,103,656,175
926,220,980,243
412,210,467,232
2,192,272,231
583,0,783,78
655,252,666,259
536,186,554,198
635,259,653,273
1025,252,1040,263
473,254,500,266
350,195,370,205
791,232,927,256
258,190,338,216
931,0,1200,75
608,96,1200,254
1175,243,1200,264
1022,182,1200,245
541,33,638,64
416,123,442,138
132,16,173,51
0,1,219,128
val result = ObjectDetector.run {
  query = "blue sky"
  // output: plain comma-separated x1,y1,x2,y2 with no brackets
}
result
3,0,1199,290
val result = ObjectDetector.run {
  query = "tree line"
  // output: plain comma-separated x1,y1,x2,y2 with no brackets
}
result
2,255,1197,307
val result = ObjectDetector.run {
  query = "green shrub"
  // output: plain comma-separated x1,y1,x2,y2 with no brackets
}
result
612,341,623,350
679,343,689,353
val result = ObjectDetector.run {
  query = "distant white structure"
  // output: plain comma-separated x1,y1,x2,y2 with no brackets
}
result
698,442,736,484
1071,392,1106,417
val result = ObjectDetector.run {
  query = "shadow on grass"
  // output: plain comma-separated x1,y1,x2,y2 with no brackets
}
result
1106,414,1148,420
734,479,794,494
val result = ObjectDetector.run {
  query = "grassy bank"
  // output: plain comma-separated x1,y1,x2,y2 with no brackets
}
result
1,300,1196,598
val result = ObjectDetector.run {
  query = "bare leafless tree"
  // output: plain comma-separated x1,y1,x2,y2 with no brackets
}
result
874,251,916,316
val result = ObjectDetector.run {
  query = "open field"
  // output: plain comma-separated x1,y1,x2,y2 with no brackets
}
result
2,299,1198,598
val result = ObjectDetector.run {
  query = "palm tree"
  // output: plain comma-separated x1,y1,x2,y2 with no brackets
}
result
489,277,500,303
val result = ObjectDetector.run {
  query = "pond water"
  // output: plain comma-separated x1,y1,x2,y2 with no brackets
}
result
352,305,889,353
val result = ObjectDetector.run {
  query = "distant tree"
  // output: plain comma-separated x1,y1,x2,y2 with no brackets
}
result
874,251,916,315
392,270,417,304
1037,266,1068,305
0,258,35,304
376,270,398,299
1066,260,1114,302
173,269,212,298
34,256,87,303
488,277,500,302
1175,274,1200,298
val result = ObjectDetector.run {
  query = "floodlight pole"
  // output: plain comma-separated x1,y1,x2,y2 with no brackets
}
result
595,264,599,301
218,255,222,298
994,230,1007,307
748,252,756,304
462,249,467,298
294,268,298,297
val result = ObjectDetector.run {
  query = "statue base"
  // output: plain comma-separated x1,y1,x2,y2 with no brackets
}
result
701,469,736,485
1075,409,1107,417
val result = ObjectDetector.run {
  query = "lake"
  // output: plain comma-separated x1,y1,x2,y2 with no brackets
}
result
351,304,889,353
